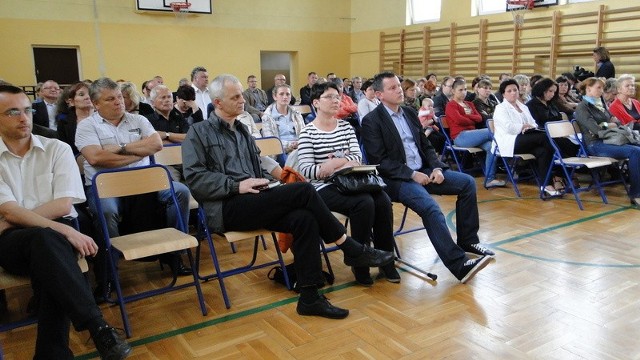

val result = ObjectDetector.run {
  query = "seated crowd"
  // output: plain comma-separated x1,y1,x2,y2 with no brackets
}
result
1,52,638,358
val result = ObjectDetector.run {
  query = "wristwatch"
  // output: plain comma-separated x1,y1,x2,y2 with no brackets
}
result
164,132,170,140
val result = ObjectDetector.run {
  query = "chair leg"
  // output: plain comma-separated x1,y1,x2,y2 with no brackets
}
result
270,233,291,290
260,235,268,250
198,209,231,309
591,169,609,205
185,248,208,316
108,250,132,338
319,240,336,281
504,157,522,197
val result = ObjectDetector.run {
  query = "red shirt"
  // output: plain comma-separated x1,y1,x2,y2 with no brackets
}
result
609,98,640,125
445,100,483,139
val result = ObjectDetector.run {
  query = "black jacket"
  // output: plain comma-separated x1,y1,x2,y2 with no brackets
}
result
361,103,448,200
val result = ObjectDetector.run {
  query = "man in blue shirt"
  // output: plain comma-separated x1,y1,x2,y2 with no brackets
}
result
361,71,494,283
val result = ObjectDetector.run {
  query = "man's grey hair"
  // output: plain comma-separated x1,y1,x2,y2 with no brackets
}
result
191,66,207,81
150,85,170,102
90,77,119,102
209,74,241,101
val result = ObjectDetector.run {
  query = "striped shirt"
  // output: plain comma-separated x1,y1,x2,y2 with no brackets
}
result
297,120,362,190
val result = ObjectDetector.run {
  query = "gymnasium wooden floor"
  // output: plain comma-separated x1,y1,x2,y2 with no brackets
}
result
2,176,639,359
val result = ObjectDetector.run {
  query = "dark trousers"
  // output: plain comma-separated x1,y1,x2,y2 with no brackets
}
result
222,182,346,287
514,131,554,181
0,227,102,360
395,170,478,277
318,185,394,252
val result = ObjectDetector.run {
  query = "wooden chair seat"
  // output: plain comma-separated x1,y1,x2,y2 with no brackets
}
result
216,229,273,243
557,157,611,168
112,228,198,260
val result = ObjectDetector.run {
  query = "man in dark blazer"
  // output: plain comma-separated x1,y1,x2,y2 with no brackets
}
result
432,76,453,117
32,80,61,129
361,71,493,284
242,75,269,121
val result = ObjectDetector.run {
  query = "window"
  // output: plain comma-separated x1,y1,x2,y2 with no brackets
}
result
473,0,561,16
474,0,508,16
407,0,442,25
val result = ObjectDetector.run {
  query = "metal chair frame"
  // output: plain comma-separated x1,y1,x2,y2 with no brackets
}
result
92,164,206,337
486,119,541,196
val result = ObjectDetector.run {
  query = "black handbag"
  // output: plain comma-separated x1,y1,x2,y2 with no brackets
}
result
325,165,386,194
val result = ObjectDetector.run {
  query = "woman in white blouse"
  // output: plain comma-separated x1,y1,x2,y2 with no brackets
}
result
297,82,397,286
493,79,558,196
357,79,380,123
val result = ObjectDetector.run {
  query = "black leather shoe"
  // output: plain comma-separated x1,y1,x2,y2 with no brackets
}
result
0,289,7,315
377,264,401,283
296,295,349,319
92,325,132,360
160,254,193,277
26,294,39,317
351,267,373,287
344,245,394,268
93,281,113,305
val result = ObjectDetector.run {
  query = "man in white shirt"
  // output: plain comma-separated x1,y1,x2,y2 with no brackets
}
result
75,77,192,280
0,85,130,359
190,66,211,116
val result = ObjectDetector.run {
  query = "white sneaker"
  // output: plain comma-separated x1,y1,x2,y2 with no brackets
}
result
541,186,560,197
485,179,506,188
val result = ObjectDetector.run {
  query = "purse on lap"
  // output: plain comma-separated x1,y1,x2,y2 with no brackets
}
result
325,165,386,194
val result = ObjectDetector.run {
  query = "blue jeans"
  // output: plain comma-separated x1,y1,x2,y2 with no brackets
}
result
453,129,497,181
587,140,640,198
396,170,478,277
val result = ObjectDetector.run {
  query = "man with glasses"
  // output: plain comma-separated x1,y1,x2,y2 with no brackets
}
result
242,75,268,121
433,76,454,118
32,80,61,129
0,85,131,359
267,74,296,105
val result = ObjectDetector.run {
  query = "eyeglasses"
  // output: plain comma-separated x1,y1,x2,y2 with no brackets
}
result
43,87,61,91
320,94,341,100
2,108,36,117
275,78,286,81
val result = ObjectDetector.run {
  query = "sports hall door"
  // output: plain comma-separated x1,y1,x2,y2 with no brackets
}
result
33,47,80,85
